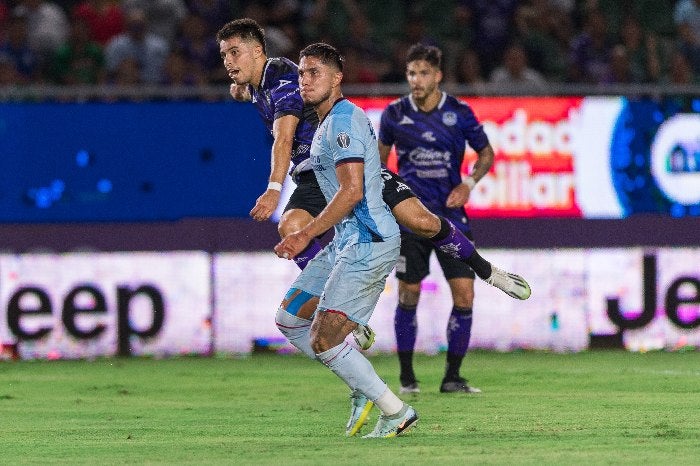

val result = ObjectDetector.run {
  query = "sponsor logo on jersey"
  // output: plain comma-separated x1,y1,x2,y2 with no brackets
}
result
408,147,451,166
442,111,457,126
421,131,436,142
336,132,351,148
399,115,415,125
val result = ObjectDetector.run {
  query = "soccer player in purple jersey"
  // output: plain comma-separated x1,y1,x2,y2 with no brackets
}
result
216,19,529,350
378,44,531,394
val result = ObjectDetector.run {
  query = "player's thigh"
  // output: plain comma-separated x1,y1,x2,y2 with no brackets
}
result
391,197,440,238
279,288,320,321
280,176,327,237
396,232,432,285
289,244,334,309
319,240,400,326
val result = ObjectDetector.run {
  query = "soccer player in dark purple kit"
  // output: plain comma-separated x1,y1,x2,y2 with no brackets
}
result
379,43,531,394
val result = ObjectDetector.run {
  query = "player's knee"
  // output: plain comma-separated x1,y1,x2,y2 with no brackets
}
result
398,282,421,307
276,288,316,332
411,211,440,238
279,210,312,238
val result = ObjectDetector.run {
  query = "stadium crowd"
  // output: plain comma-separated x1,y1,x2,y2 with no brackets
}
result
0,0,698,93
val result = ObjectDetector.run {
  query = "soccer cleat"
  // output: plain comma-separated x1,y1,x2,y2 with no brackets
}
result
399,382,421,394
484,266,531,300
440,377,482,393
362,404,419,438
346,390,374,436
352,323,376,350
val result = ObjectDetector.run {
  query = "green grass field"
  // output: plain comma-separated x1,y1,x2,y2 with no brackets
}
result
1,351,699,465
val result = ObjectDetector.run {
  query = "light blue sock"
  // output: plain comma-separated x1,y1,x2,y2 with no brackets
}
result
316,342,387,401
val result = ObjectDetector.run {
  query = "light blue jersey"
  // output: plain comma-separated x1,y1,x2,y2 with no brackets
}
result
310,98,399,248
290,98,400,324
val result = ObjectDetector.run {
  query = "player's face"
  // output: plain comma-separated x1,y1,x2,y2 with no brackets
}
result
219,36,260,85
298,56,339,106
406,60,442,101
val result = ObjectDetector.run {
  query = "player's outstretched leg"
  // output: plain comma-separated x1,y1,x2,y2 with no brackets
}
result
430,217,531,300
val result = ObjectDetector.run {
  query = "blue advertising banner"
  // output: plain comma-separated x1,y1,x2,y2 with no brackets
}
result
0,102,271,222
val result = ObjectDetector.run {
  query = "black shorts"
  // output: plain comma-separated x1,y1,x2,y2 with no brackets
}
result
284,170,327,217
284,168,417,216
395,230,476,283
381,167,417,210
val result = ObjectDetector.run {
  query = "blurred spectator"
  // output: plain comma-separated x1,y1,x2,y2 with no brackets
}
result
568,8,613,83
514,1,570,81
490,42,546,89
13,0,69,60
104,8,169,84
50,17,105,85
0,13,38,83
674,0,700,74
0,1,8,40
601,44,633,84
618,15,660,83
160,49,205,88
241,2,295,59
459,0,519,76
663,49,699,85
176,13,223,83
341,47,380,84
122,0,188,43
452,48,486,88
0,52,22,85
184,0,233,36
72,0,125,46
380,40,410,83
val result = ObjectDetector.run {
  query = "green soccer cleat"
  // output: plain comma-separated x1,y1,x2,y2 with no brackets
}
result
352,323,376,350
346,390,374,436
362,404,418,438
484,266,532,300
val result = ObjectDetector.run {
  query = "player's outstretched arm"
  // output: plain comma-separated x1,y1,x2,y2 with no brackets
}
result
250,114,299,221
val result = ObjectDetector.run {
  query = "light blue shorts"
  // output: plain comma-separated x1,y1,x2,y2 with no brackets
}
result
291,237,400,325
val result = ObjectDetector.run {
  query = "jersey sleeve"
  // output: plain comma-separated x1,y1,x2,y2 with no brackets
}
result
378,106,396,147
270,78,304,121
460,104,490,152
328,114,366,167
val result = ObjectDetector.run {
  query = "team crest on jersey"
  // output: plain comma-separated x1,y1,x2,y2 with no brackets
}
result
336,132,351,148
442,111,457,126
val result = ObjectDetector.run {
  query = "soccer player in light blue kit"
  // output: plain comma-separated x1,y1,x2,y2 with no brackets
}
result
274,43,418,438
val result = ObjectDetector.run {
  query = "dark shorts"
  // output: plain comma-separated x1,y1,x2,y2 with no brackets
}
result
284,171,327,217
395,230,476,283
284,168,417,216
380,167,417,210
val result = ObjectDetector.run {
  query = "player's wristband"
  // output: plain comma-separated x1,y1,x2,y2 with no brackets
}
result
267,181,283,192
462,176,476,190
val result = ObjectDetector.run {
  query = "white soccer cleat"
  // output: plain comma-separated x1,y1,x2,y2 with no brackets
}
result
352,323,376,350
346,390,374,436
484,266,531,300
362,404,419,438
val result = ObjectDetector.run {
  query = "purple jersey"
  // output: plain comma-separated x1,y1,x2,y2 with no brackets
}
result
378,92,489,228
248,57,318,177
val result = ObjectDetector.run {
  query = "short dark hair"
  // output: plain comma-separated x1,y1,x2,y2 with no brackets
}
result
406,43,442,69
216,18,266,55
299,43,344,72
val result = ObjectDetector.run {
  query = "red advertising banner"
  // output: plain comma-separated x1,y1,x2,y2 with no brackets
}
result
351,96,585,218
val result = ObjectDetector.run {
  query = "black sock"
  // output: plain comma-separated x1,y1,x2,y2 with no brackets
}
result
429,217,451,241
467,250,493,280
397,351,416,385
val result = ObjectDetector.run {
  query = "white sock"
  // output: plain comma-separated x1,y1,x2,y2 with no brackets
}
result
373,388,404,416
316,342,387,400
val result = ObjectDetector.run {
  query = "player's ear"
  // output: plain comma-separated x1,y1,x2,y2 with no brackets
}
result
333,71,343,87
436,68,443,84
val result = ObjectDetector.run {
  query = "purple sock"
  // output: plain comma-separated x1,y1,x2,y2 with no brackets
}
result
293,239,322,270
447,306,472,357
394,304,417,352
431,218,475,261
445,306,473,380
